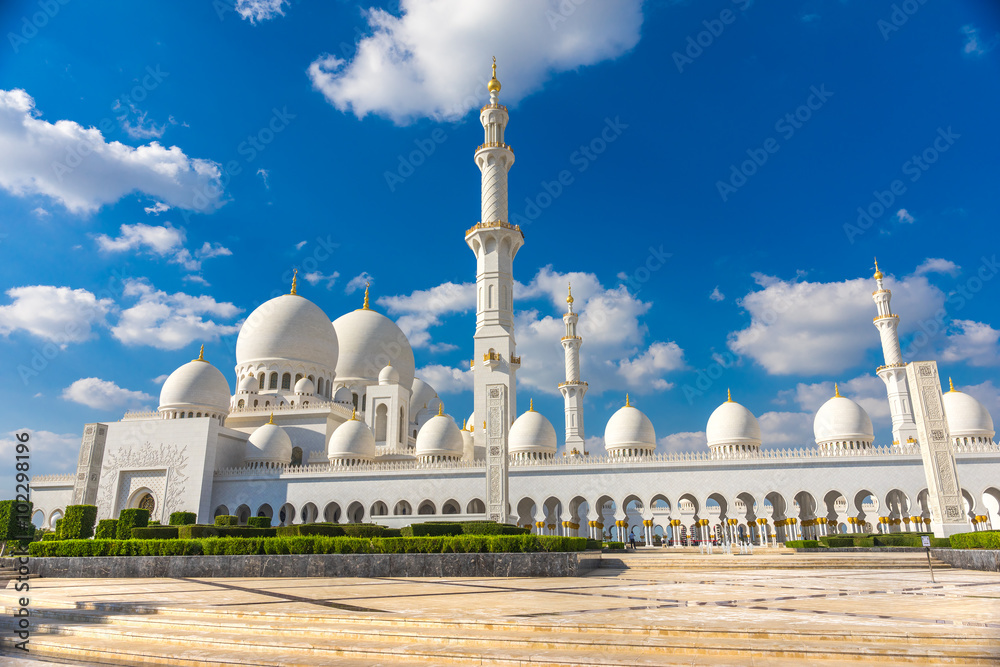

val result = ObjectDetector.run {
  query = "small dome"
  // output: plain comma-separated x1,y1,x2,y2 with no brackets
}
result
235,293,338,371
604,397,656,454
378,364,400,386
943,386,995,441
814,391,874,446
509,405,557,457
410,378,437,416
244,419,292,464
706,396,761,449
415,410,464,459
332,307,415,390
328,417,376,461
294,376,315,395
238,374,258,394
159,353,231,414
333,386,353,404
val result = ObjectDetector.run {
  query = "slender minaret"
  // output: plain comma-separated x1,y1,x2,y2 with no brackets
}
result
559,283,588,453
466,58,522,452
871,259,918,445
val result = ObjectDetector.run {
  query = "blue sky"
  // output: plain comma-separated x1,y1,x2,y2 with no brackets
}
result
1,0,999,493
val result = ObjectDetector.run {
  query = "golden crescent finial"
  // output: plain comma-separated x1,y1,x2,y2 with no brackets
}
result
350,408,357,420
567,282,574,305
529,398,534,412
362,282,370,310
488,57,501,93
290,269,298,295
194,344,205,362
873,257,883,281
834,383,840,398
949,377,957,392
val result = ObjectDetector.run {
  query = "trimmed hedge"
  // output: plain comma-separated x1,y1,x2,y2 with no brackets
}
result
169,512,197,526
382,528,402,538
0,499,35,545
950,530,1000,550
39,533,59,542
178,525,219,539
116,509,149,540
402,523,463,537
604,541,625,549
459,521,529,536
61,505,99,540
825,537,855,548
786,539,821,548
247,516,272,528
214,515,238,527
28,534,588,557
132,526,179,540
276,523,345,537
585,539,602,550
95,519,118,540
342,524,387,538
217,527,276,538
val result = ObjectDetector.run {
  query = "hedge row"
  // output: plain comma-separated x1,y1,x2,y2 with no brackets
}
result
95,520,117,540
0,499,35,546
28,534,588,557
401,521,529,537
247,517,272,528
276,523,388,538
786,539,821,548
169,512,197,526
214,515,238,527
950,530,1000,549
116,509,149,540
60,505,98,540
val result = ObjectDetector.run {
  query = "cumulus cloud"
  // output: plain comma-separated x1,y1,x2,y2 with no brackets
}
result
416,364,473,394
236,0,288,23
345,272,374,295
110,279,241,350
303,271,339,290
0,89,224,215
775,374,890,425
0,429,79,497
379,281,475,348
757,411,814,447
913,258,960,277
896,208,915,224
308,0,644,123
962,24,997,57
962,380,1000,416
728,271,946,375
95,223,231,272
172,241,232,272
0,285,114,345
61,377,155,410
152,374,169,384
144,202,170,215
941,320,1000,367
709,286,725,302
658,431,706,453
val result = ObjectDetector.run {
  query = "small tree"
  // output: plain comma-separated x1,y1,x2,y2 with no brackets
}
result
61,505,98,540
116,509,150,539
0,500,35,556
169,511,197,526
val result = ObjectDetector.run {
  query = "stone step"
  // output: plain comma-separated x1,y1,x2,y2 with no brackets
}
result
2,615,995,666
598,560,951,569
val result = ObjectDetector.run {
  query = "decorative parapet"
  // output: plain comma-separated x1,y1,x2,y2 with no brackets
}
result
465,220,524,239
121,410,160,421
558,381,588,388
877,362,908,371
215,458,488,478
873,314,899,322
33,474,75,484
480,103,508,113
228,400,354,420
475,141,513,153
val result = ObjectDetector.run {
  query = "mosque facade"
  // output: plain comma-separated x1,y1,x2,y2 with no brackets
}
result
33,66,999,543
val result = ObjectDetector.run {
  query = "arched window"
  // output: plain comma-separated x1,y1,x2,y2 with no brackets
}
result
138,493,155,514
258,374,265,390
290,447,303,466
238,399,245,408
281,373,291,390
295,373,303,384
375,403,388,441
269,372,278,389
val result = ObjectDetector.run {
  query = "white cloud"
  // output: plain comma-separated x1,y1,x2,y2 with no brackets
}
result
303,271,339,290
913,258,960,277
617,342,685,390
257,168,270,189
236,0,288,23
95,222,185,255
308,0,643,123
416,364,473,394
152,374,169,385
962,24,997,57
658,431,706,453
294,240,307,250
776,374,890,426
709,286,725,302
172,241,232,271
728,271,946,375
896,208,915,224
144,202,170,215
114,101,167,140
110,279,241,350
0,285,114,345
941,320,1000,367
0,429,79,497
0,88,224,215
61,377,155,410
31,206,49,218
183,275,210,286
379,281,474,348
345,272,374,295
961,380,1000,416
583,435,604,455
758,411,814,447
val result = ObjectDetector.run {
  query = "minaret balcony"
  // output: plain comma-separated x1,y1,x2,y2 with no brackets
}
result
561,336,581,341
465,220,524,239
873,314,899,322
558,381,588,388
475,141,513,154
877,362,908,372
484,351,502,369
510,355,521,367
480,103,508,112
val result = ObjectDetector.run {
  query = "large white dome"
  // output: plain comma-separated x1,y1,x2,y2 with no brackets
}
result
604,398,656,454
332,307,414,390
159,353,231,414
814,391,874,446
706,396,761,449
244,419,292,465
943,385,995,441
328,417,376,462
415,410,464,459
235,293,338,370
410,378,437,415
509,405,557,457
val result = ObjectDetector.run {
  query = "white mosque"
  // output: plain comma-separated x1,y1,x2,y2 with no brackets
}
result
34,64,999,544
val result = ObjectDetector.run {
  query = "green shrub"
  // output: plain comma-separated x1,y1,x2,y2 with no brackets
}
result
856,537,875,547
177,525,219,539
116,509,149,540
0,499,35,551
214,515,238,527
132,526,179,539
216,527,276,538
39,533,59,542
341,524,386,538
603,541,625,550
950,531,1000,549
930,537,951,548
54,518,62,538
169,512,197,526
786,539,821,548
825,537,855,548
405,523,463,537
459,521,529,536
95,519,118,540
60,505,99,540
276,523,345,537
382,528,402,537
247,516,271,528
585,538,602,550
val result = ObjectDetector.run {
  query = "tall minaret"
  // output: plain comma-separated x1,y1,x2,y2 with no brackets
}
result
871,259,918,445
466,58,523,455
559,283,588,453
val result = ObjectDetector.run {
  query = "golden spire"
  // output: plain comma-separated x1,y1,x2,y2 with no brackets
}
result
625,393,631,407
834,383,841,398
487,56,501,93
290,269,298,295
462,418,467,429
362,282,370,310
193,344,205,362
948,377,958,392
529,398,534,412
437,402,444,417
268,412,274,425
350,408,357,420
566,282,574,305
727,388,732,402
873,257,883,281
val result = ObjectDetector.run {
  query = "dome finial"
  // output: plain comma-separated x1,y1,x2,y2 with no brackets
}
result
566,282,574,305
194,344,205,362
727,388,732,402
290,269,298,295
268,412,274,425
462,418,467,429
948,377,958,392
438,402,444,417
487,56,501,94
529,398,534,412
362,282,370,310
625,393,631,407
350,408,357,420
834,382,840,398
873,257,883,281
